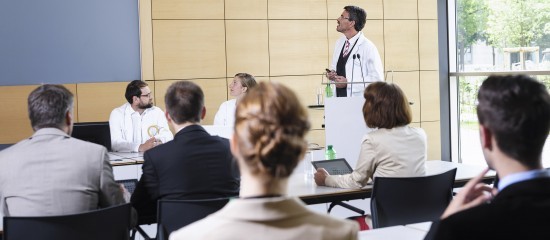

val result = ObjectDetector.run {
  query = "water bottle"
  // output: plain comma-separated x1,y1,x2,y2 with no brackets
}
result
325,145,336,160
325,83,333,98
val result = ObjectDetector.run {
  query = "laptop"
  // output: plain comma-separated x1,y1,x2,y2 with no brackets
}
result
311,158,353,175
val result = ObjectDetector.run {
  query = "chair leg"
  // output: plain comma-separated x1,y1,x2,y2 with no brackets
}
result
132,225,154,240
328,201,365,215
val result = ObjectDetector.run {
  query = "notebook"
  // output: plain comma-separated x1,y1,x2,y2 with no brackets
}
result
311,158,353,175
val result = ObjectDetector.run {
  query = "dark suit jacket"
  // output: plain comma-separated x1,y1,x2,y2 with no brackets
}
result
425,177,550,240
130,125,240,223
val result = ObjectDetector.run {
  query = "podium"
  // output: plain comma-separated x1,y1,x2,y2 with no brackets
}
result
324,96,373,167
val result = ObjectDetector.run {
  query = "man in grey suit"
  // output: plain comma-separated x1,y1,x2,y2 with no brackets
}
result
0,84,127,218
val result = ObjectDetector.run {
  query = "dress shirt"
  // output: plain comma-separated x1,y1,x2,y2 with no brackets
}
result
325,126,427,189
109,103,173,152
497,168,550,191
213,99,236,127
330,32,384,97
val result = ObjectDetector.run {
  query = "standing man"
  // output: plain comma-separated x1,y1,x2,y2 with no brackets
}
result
425,75,550,239
0,85,127,217
109,80,173,152
327,5,384,97
131,81,240,223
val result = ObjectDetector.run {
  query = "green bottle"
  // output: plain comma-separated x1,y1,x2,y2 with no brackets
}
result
325,84,333,98
325,145,336,160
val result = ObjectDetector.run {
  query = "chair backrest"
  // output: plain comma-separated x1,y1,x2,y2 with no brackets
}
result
370,168,457,228
3,203,132,240
157,198,230,240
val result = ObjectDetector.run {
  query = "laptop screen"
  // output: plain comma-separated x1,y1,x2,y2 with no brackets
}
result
311,158,353,175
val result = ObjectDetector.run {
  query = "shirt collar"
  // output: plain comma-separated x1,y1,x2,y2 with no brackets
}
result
498,168,550,191
347,31,361,43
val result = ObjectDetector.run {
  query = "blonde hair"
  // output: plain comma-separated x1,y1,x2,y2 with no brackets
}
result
234,82,310,179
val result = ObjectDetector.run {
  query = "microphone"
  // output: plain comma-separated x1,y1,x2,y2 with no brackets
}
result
350,54,356,97
356,53,366,90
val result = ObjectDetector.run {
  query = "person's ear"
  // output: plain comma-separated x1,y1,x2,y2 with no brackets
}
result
230,133,240,158
479,124,493,151
201,107,206,120
65,110,73,126
165,111,172,123
242,87,248,93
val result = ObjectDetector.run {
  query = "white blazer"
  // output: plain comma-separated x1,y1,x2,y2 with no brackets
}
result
330,32,384,97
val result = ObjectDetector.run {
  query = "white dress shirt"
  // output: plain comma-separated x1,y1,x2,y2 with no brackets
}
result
325,126,427,189
213,99,236,127
109,103,173,152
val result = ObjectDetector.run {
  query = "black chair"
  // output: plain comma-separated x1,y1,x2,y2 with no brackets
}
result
156,198,230,240
3,203,132,240
370,168,457,228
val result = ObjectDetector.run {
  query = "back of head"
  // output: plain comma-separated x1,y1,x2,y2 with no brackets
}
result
477,75,550,167
165,81,204,124
28,84,74,131
363,82,412,129
125,80,148,104
234,82,311,179
235,73,258,90
344,5,367,31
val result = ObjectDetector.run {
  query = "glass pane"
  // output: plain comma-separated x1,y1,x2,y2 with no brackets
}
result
458,75,550,166
456,0,550,72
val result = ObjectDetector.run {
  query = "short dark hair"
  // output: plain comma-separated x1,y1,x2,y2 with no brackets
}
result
28,84,74,131
477,75,550,167
125,80,148,104
344,5,367,31
164,81,204,124
363,82,412,129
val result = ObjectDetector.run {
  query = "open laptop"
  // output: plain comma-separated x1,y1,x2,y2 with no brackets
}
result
311,158,353,175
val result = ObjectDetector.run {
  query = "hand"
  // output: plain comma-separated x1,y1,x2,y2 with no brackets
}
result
334,76,347,88
441,168,495,219
119,184,131,203
138,137,158,152
326,70,337,81
314,168,330,186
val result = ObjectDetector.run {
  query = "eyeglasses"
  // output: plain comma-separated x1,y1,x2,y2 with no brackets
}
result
339,15,350,20
140,93,152,98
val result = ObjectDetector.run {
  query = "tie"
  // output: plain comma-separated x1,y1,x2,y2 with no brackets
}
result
342,40,350,57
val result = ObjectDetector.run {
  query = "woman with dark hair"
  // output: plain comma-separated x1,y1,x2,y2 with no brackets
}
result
171,82,358,240
315,82,427,189
213,73,257,127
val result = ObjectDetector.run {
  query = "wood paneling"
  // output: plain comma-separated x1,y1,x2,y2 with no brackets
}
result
420,71,440,121
327,0,384,20
418,0,438,19
383,0,418,19
76,82,128,122
384,20,419,71
152,0,224,19
269,20,328,76
422,121,441,160
226,0,267,19
390,71,421,123
139,0,154,80
226,20,270,77
268,0,327,19
153,20,226,79
419,20,439,70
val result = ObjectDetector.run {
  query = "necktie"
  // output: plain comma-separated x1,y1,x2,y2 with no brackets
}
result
342,40,350,57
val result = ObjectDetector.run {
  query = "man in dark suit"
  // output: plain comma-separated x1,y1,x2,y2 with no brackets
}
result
130,81,240,223
425,75,550,239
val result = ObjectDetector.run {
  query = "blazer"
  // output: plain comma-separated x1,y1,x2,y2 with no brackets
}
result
169,197,359,240
330,32,384,97
326,126,427,189
131,124,240,223
0,128,125,217
425,177,550,240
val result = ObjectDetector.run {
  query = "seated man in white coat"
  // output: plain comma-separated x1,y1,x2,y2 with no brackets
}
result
109,80,173,152
326,5,384,97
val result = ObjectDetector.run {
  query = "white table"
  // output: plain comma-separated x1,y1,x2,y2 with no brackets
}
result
406,221,433,232
358,225,427,240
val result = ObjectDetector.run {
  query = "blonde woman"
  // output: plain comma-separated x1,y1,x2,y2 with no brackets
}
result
171,82,358,240
213,73,257,127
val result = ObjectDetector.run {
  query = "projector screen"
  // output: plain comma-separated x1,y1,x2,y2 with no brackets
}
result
0,0,141,86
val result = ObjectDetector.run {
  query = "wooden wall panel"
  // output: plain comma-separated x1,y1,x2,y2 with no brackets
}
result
153,20,226,79
418,0,438,19
152,0,224,19
389,71,421,123
0,85,38,143
327,0,384,20
420,71,440,122
384,0,418,19
139,0,154,80
384,20,419,71
76,82,128,122
269,20,328,76
226,20,270,77
225,0,267,19
268,0,327,19
422,121,441,160
419,20,439,70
